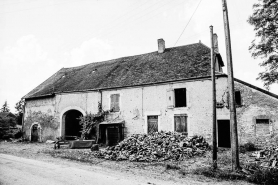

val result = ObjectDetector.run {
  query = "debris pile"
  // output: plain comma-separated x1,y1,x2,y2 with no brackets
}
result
242,145,278,176
92,131,209,162
249,146,278,168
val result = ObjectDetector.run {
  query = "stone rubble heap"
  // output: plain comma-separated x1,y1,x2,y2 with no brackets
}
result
92,131,209,162
249,146,278,168
242,145,278,175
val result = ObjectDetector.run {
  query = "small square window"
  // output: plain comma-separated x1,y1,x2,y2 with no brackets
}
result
174,115,187,133
110,94,120,112
174,88,186,107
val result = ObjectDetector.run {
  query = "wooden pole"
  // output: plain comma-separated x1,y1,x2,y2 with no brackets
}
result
221,0,240,170
210,26,217,170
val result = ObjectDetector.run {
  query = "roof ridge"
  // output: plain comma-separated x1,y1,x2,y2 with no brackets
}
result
64,42,203,70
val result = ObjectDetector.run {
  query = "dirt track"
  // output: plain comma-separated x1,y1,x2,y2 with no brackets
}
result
0,142,252,185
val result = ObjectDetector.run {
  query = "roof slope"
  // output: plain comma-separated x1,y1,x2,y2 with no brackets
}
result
24,43,212,99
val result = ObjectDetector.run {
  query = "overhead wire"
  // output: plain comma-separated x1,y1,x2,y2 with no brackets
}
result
57,0,168,52
0,0,89,14
95,0,181,39
85,0,168,40
0,0,36,7
173,0,203,47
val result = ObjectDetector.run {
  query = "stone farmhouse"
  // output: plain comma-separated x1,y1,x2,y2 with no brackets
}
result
23,39,278,147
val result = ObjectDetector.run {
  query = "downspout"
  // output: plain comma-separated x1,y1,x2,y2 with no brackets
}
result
97,90,102,144
21,100,25,139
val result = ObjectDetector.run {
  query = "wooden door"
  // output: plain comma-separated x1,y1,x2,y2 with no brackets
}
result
217,120,231,148
147,116,158,134
106,126,120,146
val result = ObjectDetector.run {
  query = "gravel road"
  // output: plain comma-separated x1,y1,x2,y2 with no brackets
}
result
0,153,194,185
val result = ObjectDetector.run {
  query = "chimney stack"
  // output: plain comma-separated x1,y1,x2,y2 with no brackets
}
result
158,38,165,53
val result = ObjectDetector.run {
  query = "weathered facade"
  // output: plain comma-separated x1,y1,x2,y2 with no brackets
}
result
23,40,278,146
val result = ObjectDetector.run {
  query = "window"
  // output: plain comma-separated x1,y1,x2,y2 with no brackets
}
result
235,91,241,106
174,115,187,133
256,119,269,124
226,91,242,107
174,88,186,107
256,119,270,136
110,94,120,112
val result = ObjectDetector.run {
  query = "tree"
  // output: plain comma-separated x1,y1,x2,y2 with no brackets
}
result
1,101,10,113
15,99,25,125
247,0,278,89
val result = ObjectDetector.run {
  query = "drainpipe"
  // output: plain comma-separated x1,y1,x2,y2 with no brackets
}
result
97,90,102,144
21,100,25,139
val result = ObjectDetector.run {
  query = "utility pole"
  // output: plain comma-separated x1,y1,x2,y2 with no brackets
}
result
210,26,217,170
221,0,240,170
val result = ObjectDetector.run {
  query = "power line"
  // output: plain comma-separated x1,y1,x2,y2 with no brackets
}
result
173,0,203,47
0,0,88,14
97,0,186,40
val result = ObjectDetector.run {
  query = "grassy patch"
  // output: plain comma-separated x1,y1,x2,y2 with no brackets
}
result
165,164,181,170
192,167,245,181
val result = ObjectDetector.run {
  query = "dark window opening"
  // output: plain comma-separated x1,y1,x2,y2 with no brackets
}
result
256,119,269,124
111,94,120,112
235,91,241,106
174,115,187,133
174,88,186,107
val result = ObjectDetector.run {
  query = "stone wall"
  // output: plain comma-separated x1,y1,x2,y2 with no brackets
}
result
235,81,278,146
23,97,58,141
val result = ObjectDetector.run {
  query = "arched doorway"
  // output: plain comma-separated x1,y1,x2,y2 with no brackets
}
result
30,123,41,142
63,110,83,140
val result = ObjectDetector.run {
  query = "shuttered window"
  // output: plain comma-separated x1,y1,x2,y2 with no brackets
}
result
110,94,120,112
174,115,187,133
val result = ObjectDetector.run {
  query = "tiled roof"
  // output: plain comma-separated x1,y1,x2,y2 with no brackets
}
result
24,43,213,99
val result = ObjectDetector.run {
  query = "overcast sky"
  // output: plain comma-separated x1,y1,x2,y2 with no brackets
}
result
1,0,277,113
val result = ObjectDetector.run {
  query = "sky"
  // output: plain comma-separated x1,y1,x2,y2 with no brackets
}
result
0,0,277,113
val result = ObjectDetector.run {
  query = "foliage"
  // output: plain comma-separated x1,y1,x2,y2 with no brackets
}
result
14,99,25,125
246,163,278,185
24,110,57,129
79,102,110,140
0,113,17,128
247,0,278,89
1,101,10,113
240,142,256,153
15,99,25,114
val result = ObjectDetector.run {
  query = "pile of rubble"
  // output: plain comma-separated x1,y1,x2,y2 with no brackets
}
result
92,131,209,162
246,145,278,169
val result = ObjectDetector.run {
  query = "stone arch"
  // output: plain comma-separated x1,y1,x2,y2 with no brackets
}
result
60,106,85,139
30,122,42,142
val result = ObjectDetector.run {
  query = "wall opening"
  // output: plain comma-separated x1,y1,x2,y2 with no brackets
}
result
62,110,83,140
217,120,231,148
30,123,41,142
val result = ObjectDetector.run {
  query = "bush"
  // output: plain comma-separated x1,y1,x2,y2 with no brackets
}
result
247,166,278,185
240,142,256,153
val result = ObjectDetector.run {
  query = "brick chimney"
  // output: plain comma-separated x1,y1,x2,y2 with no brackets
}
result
158,38,165,53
